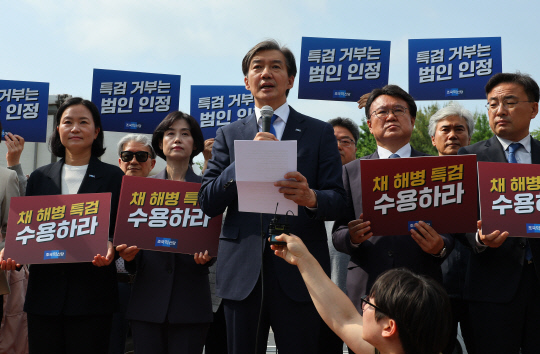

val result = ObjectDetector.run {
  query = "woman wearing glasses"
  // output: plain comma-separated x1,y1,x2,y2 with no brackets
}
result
117,111,213,354
271,233,451,354
1,97,124,354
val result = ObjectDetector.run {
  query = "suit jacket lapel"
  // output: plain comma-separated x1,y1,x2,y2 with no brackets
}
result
486,136,507,162
281,107,306,141
45,159,64,195
242,113,259,139
531,137,540,164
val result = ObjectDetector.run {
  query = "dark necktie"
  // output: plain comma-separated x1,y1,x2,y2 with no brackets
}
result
389,153,400,159
507,142,521,163
269,114,278,137
507,143,532,261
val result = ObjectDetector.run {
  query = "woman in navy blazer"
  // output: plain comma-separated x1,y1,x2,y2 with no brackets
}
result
1,98,124,354
118,111,213,354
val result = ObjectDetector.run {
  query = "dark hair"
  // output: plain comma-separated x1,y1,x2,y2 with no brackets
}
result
370,268,451,354
151,111,204,164
365,85,417,119
327,117,360,143
242,39,297,97
485,72,540,102
49,97,105,158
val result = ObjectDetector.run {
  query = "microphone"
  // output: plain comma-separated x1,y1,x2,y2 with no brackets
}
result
260,105,273,133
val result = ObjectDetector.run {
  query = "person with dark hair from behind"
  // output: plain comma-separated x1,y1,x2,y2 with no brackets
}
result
117,111,213,354
458,72,540,353
271,233,451,354
1,97,124,354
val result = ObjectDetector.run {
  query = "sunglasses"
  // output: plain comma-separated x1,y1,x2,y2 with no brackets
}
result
120,151,150,163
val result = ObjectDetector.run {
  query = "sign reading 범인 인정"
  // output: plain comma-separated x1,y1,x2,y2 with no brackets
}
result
408,37,502,100
190,85,255,140
298,36,390,102
91,68,180,134
0,79,49,142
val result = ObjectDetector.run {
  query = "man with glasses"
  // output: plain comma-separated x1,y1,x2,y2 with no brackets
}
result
458,72,540,353
111,134,156,354
271,233,451,354
333,85,454,324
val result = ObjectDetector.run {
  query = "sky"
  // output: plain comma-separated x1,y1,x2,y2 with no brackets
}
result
2,0,540,152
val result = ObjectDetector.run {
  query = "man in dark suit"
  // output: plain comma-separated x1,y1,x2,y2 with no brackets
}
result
333,85,454,316
429,103,475,354
458,72,540,353
199,39,346,354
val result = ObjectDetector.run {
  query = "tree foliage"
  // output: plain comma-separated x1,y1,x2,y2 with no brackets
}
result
470,112,493,144
410,103,439,156
355,118,377,158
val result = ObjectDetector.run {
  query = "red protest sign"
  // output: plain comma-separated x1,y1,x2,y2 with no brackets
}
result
4,193,111,264
478,162,540,237
361,155,478,236
113,176,222,256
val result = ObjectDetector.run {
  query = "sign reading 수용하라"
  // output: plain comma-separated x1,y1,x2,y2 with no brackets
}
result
478,162,540,238
360,155,478,236
4,193,112,264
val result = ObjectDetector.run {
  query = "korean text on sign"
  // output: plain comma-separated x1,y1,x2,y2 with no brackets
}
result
197,93,254,128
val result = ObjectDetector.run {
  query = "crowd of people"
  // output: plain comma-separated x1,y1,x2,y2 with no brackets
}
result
0,38,539,354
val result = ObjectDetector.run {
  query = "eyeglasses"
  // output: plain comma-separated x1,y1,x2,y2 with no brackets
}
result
370,106,408,119
360,295,387,316
120,151,150,163
337,138,355,148
485,100,533,112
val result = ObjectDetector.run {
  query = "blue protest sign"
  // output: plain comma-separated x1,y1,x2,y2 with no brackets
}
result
0,80,49,142
298,37,391,102
91,69,180,134
190,86,254,139
409,37,502,100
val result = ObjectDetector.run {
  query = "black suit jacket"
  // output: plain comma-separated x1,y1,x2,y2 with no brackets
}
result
23,156,124,316
458,135,540,303
125,168,213,324
200,107,346,302
332,149,454,312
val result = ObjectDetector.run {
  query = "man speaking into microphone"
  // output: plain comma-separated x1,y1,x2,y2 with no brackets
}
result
199,39,346,354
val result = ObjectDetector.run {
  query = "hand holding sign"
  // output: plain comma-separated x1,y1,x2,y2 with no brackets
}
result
347,213,372,244
410,221,445,255
0,248,20,271
116,244,140,262
194,250,212,265
92,241,115,267
477,220,509,248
